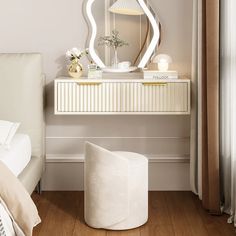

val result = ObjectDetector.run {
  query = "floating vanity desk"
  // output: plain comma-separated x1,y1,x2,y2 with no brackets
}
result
54,76,190,115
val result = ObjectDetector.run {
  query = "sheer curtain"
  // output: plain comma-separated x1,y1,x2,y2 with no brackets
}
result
190,0,202,197
221,0,236,226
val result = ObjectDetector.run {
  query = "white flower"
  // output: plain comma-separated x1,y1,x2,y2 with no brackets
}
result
66,50,72,58
71,47,82,57
65,47,88,62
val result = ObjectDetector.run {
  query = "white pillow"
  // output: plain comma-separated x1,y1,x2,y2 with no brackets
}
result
0,120,20,148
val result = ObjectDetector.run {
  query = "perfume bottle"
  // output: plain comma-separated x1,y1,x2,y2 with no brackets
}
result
88,62,102,79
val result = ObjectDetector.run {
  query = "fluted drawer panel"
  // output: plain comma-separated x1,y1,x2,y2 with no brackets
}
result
55,80,190,114
122,82,188,112
56,82,122,112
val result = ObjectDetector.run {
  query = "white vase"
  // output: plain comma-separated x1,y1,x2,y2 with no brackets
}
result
111,49,119,68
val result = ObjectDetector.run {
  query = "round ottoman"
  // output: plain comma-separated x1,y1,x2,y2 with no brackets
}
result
84,142,148,230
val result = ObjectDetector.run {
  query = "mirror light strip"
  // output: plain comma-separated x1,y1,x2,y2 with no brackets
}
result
137,0,160,68
86,0,106,68
86,0,159,69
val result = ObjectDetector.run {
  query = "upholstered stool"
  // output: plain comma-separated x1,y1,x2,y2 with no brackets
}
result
84,142,148,230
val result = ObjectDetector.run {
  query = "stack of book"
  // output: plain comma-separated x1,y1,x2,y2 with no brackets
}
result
143,69,178,80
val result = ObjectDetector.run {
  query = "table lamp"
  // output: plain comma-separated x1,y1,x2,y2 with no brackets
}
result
109,0,144,15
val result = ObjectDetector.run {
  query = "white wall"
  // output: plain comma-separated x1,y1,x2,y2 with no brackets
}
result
0,0,193,190
154,0,193,77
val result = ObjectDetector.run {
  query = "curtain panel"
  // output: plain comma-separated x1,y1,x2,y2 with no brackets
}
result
220,0,236,226
201,0,221,214
191,0,221,214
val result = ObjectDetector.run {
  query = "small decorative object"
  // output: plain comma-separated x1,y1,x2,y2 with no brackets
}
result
88,62,103,79
143,69,178,80
98,30,128,68
144,54,177,79
152,54,172,71
118,61,131,69
66,48,89,78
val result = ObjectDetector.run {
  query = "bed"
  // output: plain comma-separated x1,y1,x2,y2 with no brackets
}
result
0,53,45,195
0,134,31,177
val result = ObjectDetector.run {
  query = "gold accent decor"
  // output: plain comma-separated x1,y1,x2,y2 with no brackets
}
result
142,82,167,86
68,60,83,79
76,82,102,86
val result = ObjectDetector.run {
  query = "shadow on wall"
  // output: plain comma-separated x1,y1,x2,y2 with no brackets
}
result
55,55,67,78
45,82,54,108
45,55,68,108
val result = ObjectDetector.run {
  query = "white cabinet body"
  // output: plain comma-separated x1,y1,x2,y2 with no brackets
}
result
54,78,190,115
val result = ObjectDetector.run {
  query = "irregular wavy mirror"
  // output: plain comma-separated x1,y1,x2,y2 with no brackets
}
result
85,0,161,69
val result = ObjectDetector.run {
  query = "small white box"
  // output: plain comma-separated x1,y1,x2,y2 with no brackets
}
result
143,70,178,80
88,69,103,79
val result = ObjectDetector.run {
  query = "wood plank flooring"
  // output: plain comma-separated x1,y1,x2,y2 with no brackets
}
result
32,192,235,236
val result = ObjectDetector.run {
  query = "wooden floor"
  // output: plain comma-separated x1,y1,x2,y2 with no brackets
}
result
32,191,235,236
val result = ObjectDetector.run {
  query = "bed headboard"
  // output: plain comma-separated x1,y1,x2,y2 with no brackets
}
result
0,53,45,158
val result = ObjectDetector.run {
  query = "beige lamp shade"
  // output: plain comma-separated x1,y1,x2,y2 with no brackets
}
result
152,54,172,71
152,54,172,64
109,0,144,16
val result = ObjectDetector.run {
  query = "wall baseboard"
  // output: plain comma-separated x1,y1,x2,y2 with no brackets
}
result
45,154,190,163
42,154,190,191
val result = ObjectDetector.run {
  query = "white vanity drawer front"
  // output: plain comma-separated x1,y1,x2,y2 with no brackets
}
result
55,80,190,114
56,81,122,113
122,82,189,112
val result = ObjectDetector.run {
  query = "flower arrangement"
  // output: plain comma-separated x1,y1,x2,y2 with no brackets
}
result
98,30,128,67
98,30,128,50
66,47,89,62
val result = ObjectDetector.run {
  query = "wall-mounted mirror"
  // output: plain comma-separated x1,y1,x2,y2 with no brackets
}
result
84,0,161,72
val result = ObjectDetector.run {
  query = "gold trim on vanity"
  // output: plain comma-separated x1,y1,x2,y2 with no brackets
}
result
76,82,102,86
142,82,167,86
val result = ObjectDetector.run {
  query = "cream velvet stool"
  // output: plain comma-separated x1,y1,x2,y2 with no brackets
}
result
84,142,148,230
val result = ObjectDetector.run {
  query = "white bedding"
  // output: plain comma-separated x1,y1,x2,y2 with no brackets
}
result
0,203,15,236
0,134,31,176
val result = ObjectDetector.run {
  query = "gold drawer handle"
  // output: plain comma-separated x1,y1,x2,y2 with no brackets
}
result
76,82,102,86
142,82,167,86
